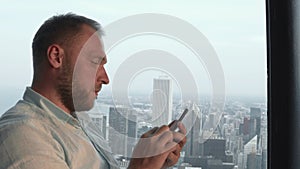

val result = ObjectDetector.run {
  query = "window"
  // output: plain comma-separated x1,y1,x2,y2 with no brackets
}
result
0,1,267,169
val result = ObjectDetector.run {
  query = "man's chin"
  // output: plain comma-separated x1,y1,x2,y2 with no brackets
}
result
74,101,95,112
72,92,97,112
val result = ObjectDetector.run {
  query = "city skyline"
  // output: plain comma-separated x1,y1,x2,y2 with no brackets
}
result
86,74,267,168
0,1,267,169
88,88,267,169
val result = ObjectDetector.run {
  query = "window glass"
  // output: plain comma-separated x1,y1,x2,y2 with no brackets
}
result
0,1,266,169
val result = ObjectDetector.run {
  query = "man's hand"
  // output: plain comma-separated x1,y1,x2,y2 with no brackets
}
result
162,121,187,169
128,121,187,169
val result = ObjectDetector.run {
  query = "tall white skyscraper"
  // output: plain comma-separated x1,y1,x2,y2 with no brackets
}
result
243,135,258,169
151,77,173,126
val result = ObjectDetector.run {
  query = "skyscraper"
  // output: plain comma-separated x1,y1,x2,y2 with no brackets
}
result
108,107,137,157
183,103,202,157
202,138,226,160
151,77,173,126
89,113,107,139
102,116,107,140
247,152,262,169
243,135,258,169
127,114,137,157
250,107,262,149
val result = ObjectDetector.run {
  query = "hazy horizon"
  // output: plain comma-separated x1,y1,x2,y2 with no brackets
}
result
0,0,267,114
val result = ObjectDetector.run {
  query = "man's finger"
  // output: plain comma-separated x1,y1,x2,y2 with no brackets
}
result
165,145,181,167
158,131,173,145
177,122,187,134
172,131,186,144
171,144,181,156
141,127,159,138
153,125,169,135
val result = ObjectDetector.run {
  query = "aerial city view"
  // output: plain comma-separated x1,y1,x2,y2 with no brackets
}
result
89,77,267,169
0,1,267,169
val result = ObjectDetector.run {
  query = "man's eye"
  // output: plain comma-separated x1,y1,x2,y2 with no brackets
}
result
91,57,101,64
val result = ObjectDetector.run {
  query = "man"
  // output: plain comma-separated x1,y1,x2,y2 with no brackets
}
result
0,13,186,169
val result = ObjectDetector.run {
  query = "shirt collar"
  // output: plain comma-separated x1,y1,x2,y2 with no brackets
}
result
23,87,80,127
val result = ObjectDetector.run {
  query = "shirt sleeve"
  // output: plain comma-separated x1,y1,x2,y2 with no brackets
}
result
0,119,70,169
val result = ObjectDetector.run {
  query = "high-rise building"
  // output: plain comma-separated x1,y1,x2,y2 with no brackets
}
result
243,135,258,169
208,113,216,129
247,152,262,169
89,113,107,139
249,118,257,140
237,152,244,169
184,103,202,157
261,149,267,169
151,77,173,126
102,116,107,140
108,107,137,157
250,107,262,149
250,107,261,119
202,139,226,161
250,108,261,132
127,114,137,157
239,117,253,143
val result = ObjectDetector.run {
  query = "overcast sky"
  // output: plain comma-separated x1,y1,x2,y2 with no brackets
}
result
0,0,266,113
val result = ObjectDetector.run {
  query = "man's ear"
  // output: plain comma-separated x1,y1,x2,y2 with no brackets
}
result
47,44,64,68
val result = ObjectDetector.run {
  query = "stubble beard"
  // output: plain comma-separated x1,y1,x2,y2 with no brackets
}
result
56,61,95,115
56,61,76,115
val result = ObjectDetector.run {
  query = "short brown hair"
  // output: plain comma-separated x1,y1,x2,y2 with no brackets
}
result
32,13,103,72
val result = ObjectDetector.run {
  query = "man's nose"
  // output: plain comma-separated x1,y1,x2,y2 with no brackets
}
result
97,66,109,85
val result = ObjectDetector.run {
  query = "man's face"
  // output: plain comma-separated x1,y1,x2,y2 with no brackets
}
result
58,25,109,112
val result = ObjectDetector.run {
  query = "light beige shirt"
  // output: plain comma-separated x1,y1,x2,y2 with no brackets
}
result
0,87,119,169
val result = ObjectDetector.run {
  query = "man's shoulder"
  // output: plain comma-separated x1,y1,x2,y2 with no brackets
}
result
0,100,50,130
0,101,67,169
0,100,59,146
2,100,37,120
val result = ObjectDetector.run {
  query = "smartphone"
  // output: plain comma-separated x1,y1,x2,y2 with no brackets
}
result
169,108,188,131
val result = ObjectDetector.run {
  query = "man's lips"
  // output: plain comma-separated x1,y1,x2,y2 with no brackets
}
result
95,86,102,95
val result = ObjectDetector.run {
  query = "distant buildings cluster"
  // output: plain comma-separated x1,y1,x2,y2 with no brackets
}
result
88,77,267,169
